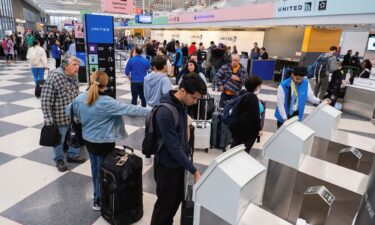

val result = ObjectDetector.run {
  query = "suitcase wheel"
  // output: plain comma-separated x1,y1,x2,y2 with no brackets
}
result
204,148,208,153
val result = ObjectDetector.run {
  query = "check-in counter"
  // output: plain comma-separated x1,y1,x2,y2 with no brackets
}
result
343,79,375,120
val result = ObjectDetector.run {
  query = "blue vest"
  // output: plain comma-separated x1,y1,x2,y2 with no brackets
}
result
275,77,308,123
174,48,183,67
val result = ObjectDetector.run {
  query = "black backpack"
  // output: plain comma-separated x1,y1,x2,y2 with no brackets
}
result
142,103,179,156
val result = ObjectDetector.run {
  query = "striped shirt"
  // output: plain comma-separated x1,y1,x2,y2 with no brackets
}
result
215,63,247,94
41,68,79,126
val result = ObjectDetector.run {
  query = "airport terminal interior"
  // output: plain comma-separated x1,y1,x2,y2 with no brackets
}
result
1,0,375,225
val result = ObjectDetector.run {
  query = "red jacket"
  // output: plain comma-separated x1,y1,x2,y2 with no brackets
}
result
188,44,197,56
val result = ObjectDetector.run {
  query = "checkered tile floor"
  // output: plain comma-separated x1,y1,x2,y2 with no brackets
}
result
0,58,374,225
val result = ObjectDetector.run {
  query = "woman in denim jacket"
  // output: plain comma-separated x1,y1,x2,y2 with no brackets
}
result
67,71,150,210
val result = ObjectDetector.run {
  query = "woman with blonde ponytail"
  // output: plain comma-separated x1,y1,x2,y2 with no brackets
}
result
66,71,150,211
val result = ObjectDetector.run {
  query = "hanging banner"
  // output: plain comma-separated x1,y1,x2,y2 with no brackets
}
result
85,14,116,98
168,3,274,24
101,0,134,14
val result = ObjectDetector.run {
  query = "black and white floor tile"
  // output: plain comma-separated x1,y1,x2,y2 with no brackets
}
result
0,58,374,225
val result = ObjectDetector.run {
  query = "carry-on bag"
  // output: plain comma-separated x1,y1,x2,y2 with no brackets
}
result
187,94,215,120
181,143,194,225
35,68,49,98
100,145,143,225
210,111,221,148
192,97,211,152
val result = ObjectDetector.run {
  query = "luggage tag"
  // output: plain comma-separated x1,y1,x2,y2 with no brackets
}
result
115,155,128,166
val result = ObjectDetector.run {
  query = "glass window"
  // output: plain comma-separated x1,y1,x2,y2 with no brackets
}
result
5,0,9,17
0,0,4,16
9,0,13,17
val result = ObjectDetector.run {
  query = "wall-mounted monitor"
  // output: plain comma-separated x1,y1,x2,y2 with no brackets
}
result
135,15,152,24
367,35,375,51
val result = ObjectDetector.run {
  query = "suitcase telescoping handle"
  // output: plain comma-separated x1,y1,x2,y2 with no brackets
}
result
196,95,209,121
116,145,135,156
123,145,134,153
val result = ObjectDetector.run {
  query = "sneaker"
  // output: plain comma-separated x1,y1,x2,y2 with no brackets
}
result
56,160,68,172
144,157,152,166
92,203,101,211
67,156,86,163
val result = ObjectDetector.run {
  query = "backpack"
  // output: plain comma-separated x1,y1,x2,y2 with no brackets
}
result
30,47,41,67
142,103,179,156
2,40,8,51
313,55,332,78
221,92,250,126
306,61,317,79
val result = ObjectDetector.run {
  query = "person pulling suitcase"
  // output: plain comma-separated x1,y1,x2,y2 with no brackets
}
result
66,71,149,211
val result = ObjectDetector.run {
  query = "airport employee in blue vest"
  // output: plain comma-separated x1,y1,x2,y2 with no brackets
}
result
275,67,331,128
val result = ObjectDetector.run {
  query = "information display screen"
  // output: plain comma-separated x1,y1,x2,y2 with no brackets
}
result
368,35,375,51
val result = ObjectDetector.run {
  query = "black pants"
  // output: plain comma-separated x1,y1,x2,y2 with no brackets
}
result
230,136,257,153
151,163,185,225
130,82,146,107
174,66,181,83
55,58,61,68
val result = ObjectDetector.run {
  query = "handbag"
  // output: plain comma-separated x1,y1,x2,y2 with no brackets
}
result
39,124,61,147
66,104,84,148
188,94,215,120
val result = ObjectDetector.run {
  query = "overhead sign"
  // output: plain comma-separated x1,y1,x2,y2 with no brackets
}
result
85,14,114,44
275,0,375,17
101,0,134,14
168,2,274,24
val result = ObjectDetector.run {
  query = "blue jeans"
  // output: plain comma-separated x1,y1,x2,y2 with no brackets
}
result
88,152,106,204
31,67,45,84
53,126,81,161
130,82,146,107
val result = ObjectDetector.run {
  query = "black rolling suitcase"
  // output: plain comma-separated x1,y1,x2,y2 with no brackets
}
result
35,68,49,98
181,180,194,225
181,140,194,225
100,145,143,225
210,111,220,148
35,79,45,98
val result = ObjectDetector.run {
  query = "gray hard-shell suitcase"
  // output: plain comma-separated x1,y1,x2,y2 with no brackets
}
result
192,97,211,152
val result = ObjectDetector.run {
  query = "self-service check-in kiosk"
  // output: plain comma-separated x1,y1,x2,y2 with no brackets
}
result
192,145,292,225
262,117,369,225
354,155,375,225
193,145,267,225
299,186,335,225
262,117,315,219
303,103,374,174
303,103,342,140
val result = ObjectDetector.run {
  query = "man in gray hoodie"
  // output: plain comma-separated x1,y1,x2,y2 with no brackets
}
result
143,55,173,165
144,56,173,107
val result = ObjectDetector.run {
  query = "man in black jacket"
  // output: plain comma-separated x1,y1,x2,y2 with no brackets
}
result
150,73,207,225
